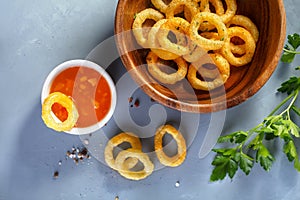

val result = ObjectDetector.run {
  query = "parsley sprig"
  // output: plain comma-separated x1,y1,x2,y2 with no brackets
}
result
281,33,300,63
210,34,300,182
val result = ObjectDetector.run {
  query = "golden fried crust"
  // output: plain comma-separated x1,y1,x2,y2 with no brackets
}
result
41,92,78,132
132,8,164,47
104,132,142,170
220,27,256,67
146,51,188,84
115,148,154,180
188,53,230,90
154,124,187,167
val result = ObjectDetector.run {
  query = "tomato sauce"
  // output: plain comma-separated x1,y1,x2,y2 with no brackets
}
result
50,66,112,128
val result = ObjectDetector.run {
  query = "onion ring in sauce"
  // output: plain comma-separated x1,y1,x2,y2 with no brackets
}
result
41,92,79,132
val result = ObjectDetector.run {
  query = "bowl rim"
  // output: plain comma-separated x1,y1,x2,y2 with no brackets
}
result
41,59,117,135
114,0,287,113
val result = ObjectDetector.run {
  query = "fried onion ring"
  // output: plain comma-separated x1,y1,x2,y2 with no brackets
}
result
202,0,236,23
190,12,228,50
115,148,154,180
146,51,188,84
41,92,79,132
199,0,236,31
198,64,220,79
193,55,221,79
227,15,259,42
132,8,164,47
187,53,230,90
148,19,181,60
104,132,142,170
201,32,246,54
193,0,225,14
166,0,199,22
197,0,209,12
157,17,191,56
183,42,207,62
154,124,186,167
209,0,225,15
151,0,170,13
230,43,246,55
220,27,256,67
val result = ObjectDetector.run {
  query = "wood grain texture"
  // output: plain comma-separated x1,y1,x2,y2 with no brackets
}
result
114,0,286,113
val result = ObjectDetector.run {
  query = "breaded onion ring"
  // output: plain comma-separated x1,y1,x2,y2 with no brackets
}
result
195,56,221,79
227,15,259,42
201,32,246,54
183,42,207,63
189,12,228,50
146,51,188,84
166,0,199,22
148,19,181,60
198,0,236,31
201,0,236,23
151,0,170,13
220,27,256,67
193,0,225,14
132,8,164,47
230,43,246,55
187,53,230,90
157,17,191,56
115,148,154,180
154,124,186,167
104,132,142,170
41,92,79,132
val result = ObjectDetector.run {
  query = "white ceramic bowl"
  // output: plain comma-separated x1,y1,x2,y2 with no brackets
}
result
41,59,117,135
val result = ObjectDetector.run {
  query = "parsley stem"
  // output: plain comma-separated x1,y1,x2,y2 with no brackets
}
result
268,91,297,116
283,48,300,54
282,89,299,119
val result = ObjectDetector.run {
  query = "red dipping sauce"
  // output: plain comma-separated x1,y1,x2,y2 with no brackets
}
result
49,66,112,128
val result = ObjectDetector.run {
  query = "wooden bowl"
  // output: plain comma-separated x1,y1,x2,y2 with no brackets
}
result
114,0,286,113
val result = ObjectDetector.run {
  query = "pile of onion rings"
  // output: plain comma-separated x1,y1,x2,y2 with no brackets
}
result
104,124,186,180
41,92,79,132
132,0,259,91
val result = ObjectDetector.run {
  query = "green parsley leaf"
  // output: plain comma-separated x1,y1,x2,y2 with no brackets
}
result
281,51,296,63
288,33,300,49
210,154,239,181
210,162,227,181
217,131,248,144
283,140,297,161
294,157,300,172
239,153,254,175
248,133,264,150
284,120,300,137
278,77,300,95
281,33,300,63
256,145,275,171
228,159,239,178
212,148,236,156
